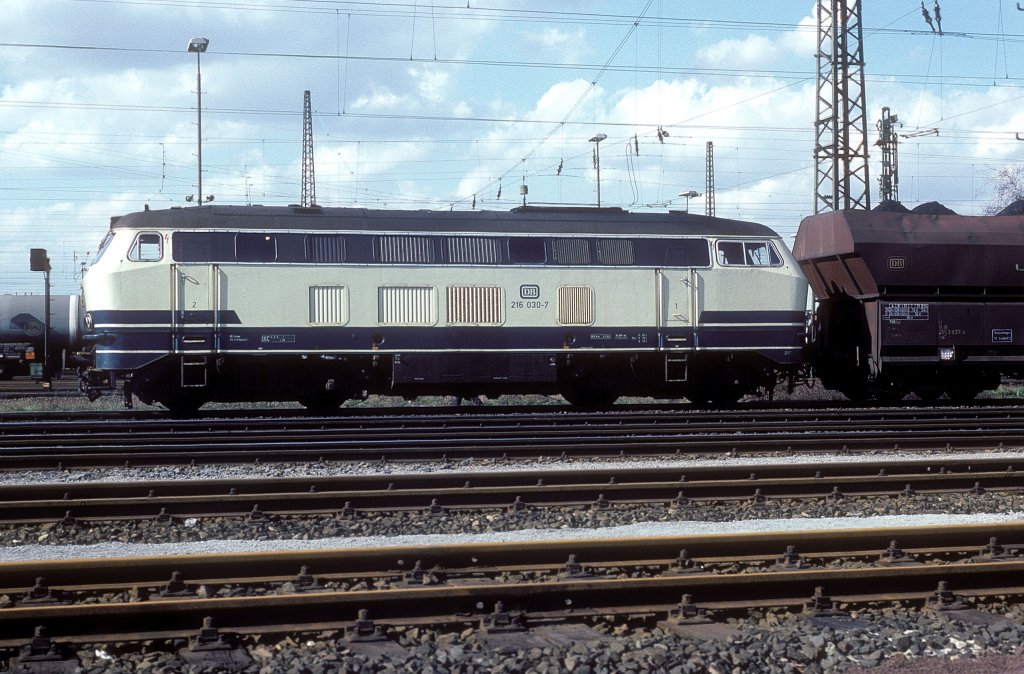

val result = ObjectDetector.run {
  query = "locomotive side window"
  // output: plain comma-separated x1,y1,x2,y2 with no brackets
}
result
597,239,635,265
173,232,234,262
716,240,783,267
127,232,163,262
716,241,744,265
552,238,592,265
508,237,546,264
664,239,711,267
236,233,277,262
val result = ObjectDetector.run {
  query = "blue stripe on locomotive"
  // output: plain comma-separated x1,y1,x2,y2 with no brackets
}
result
91,308,806,369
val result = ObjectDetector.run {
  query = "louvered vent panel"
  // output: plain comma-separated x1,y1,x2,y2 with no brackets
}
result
378,236,434,263
552,238,591,265
309,286,349,325
557,286,594,326
597,239,635,265
378,286,437,325
306,235,346,263
447,237,501,264
446,286,505,325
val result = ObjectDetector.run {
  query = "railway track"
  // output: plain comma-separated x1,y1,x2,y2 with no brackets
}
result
2,456,1022,524
0,376,78,398
1,522,1022,651
1,405,1024,469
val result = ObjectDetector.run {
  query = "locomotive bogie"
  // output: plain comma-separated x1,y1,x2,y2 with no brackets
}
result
80,205,809,411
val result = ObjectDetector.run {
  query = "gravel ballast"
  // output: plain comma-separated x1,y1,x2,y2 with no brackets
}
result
5,401,1024,672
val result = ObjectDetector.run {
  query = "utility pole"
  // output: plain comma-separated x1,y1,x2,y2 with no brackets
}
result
301,90,317,207
705,141,716,217
814,0,870,213
875,107,900,203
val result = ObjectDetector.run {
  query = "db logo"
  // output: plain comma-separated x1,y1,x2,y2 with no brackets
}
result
520,284,541,299
888,257,906,271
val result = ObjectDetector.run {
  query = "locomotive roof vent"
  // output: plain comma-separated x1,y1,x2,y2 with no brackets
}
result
290,205,324,215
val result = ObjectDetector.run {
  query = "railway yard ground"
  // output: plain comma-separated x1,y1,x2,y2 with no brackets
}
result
4,381,1024,673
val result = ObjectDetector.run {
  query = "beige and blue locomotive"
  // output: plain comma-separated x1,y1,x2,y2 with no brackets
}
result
80,205,808,412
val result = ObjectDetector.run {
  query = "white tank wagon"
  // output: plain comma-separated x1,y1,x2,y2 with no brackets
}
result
79,205,808,413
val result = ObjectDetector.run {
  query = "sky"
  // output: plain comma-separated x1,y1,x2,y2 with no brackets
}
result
3,0,1024,294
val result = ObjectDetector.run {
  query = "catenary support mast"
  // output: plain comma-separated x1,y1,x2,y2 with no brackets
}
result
301,90,317,207
814,0,870,213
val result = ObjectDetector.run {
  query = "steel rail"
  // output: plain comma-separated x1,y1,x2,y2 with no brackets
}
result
3,399,1024,442
4,406,1024,445
2,458,1023,523
3,396,1024,421
1,522,1023,647
0,426,1023,471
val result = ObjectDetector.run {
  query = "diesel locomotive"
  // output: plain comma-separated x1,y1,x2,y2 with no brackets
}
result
78,204,809,412
77,202,1024,412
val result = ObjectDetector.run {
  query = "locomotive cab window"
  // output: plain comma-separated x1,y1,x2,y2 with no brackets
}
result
717,240,782,267
236,233,277,262
127,232,163,262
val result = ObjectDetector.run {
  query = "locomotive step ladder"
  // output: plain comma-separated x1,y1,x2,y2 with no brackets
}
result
664,352,689,383
180,355,209,388
171,264,220,389
663,336,690,383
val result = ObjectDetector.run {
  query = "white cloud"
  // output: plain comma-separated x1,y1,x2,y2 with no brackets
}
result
697,13,816,68
409,66,451,103
517,26,586,62
351,87,411,111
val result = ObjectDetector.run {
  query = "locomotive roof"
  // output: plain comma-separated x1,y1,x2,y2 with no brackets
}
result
110,205,779,238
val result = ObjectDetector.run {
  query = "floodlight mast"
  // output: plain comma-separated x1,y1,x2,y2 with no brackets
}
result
187,37,209,203
589,133,607,207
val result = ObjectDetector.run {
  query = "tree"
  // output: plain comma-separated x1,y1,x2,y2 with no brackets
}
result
986,164,1024,214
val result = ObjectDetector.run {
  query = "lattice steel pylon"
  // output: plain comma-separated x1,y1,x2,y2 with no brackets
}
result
301,90,317,207
814,0,870,213
705,141,716,217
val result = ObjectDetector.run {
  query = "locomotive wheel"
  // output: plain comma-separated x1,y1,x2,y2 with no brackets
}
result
159,393,205,416
945,386,982,403
685,383,742,406
561,387,618,408
840,389,868,403
299,397,344,413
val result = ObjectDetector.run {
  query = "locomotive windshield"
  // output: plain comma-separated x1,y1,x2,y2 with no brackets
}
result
716,240,782,267
90,231,115,264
